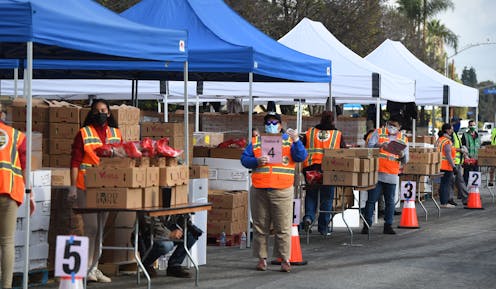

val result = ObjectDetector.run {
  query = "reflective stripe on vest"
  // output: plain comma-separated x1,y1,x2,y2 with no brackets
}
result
303,128,341,167
436,136,455,171
251,136,296,189
0,123,25,204
377,127,407,175
76,125,122,190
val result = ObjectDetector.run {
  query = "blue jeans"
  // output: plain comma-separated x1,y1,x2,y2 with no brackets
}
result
440,170,454,205
364,181,396,226
142,230,197,267
303,185,334,234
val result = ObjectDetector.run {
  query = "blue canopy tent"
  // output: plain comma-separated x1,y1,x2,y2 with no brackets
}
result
0,59,19,97
0,1,188,288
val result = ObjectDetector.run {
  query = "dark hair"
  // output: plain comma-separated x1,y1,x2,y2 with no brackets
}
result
389,114,402,124
363,129,374,141
82,99,118,128
320,111,334,126
438,123,452,138
263,112,282,123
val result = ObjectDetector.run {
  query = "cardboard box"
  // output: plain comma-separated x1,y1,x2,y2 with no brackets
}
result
208,190,245,209
99,157,137,168
86,187,142,208
207,220,245,235
110,104,140,126
49,138,73,155
209,207,245,222
141,122,183,137
85,167,147,188
31,150,43,171
146,167,160,187
190,165,209,179
142,187,160,208
402,163,431,175
193,132,224,147
322,157,374,172
32,186,51,202
173,184,189,205
9,98,49,122
193,146,210,157
120,124,140,141
209,148,243,160
478,147,496,158
49,123,80,139
478,157,496,166
323,171,370,187
49,101,80,123
12,121,49,136
324,148,378,159
159,166,179,187
49,154,71,168
50,168,71,186
31,170,51,187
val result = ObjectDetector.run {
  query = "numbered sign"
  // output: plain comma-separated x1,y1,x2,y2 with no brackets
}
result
55,235,89,278
400,181,416,201
468,171,481,188
261,136,282,163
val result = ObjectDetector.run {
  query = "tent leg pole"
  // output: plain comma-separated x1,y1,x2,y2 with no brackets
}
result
247,73,253,249
195,88,200,133
183,63,189,165
376,97,380,128
14,68,18,98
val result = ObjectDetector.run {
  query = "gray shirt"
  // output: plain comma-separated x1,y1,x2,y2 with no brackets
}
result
368,129,410,184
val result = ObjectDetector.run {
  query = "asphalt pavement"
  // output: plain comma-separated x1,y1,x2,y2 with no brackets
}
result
44,187,496,289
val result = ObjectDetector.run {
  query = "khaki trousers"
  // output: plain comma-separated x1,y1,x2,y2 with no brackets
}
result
250,187,293,261
0,195,18,288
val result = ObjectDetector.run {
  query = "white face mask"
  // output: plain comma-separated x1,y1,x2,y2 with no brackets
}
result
387,125,398,135
265,124,279,134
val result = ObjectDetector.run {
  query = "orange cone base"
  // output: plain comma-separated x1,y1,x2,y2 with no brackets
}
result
59,276,84,289
398,200,419,229
465,188,484,209
271,224,307,266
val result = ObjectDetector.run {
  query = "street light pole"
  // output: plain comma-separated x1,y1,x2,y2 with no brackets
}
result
445,41,496,77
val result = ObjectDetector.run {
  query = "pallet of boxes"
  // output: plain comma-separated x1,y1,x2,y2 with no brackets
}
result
401,147,442,200
321,148,379,212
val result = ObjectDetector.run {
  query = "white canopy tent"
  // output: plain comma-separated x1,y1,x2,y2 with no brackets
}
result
202,18,415,102
365,39,479,122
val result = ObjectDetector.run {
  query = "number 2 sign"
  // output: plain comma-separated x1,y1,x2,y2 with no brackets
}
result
468,171,481,188
55,235,89,278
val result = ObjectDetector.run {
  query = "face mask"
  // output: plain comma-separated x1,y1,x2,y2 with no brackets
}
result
387,125,398,135
469,126,476,131
265,124,279,134
94,112,108,126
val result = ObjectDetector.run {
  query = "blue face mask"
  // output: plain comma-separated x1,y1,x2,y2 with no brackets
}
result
453,123,461,132
265,124,279,134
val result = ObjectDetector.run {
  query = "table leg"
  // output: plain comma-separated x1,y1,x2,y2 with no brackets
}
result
484,167,495,204
133,216,150,289
182,215,199,286
429,177,441,217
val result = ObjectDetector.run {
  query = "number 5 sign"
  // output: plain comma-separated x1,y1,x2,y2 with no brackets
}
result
55,235,89,278
401,181,416,201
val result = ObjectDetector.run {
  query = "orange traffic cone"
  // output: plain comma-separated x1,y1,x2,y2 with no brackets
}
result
465,186,483,209
59,276,83,289
398,199,419,229
271,224,307,266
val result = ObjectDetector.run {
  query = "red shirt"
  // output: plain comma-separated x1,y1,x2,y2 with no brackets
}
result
70,124,109,168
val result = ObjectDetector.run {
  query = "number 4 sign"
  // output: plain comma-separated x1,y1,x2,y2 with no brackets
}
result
261,136,282,163
401,181,416,201
468,171,481,188
55,235,89,278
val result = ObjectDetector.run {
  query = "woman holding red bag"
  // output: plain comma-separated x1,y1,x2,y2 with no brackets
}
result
70,99,122,283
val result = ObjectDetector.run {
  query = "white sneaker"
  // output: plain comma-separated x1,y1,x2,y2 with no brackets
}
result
87,268,112,283
440,203,456,208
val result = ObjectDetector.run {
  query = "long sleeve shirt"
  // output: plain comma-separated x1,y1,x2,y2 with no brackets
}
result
368,130,409,184
70,124,110,168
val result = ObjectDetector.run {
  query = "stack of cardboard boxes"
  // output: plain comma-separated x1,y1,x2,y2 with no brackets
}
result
478,146,496,166
15,170,52,272
141,121,193,164
48,101,81,167
402,148,441,175
207,190,248,246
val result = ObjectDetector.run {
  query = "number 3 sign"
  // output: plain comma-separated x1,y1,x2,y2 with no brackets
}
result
55,235,89,278
400,181,416,201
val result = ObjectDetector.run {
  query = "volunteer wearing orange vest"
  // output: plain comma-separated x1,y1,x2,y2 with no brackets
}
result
241,112,307,273
0,120,35,289
436,123,457,208
70,99,122,283
362,115,409,235
301,111,345,236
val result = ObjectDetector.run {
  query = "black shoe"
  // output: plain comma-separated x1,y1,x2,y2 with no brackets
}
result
145,265,158,278
383,224,396,235
361,225,369,235
167,266,191,278
489,182,494,187
448,199,458,206
394,210,401,216
302,218,312,232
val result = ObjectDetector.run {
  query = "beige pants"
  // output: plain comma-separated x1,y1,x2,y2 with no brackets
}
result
0,195,18,288
77,189,108,269
250,187,293,261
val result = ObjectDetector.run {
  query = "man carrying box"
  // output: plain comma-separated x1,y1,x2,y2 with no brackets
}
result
362,115,409,235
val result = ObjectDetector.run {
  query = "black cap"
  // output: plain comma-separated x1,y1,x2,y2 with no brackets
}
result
264,112,282,123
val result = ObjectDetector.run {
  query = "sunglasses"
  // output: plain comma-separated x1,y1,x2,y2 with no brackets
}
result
265,120,279,125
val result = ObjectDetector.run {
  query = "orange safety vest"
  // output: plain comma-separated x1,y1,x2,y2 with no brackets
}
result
303,128,341,167
76,125,122,190
377,127,408,175
0,122,25,205
251,135,296,189
436,135,456,171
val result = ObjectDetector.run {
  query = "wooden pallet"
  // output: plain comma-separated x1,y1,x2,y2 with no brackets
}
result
207,233,242,247
12,269,50,289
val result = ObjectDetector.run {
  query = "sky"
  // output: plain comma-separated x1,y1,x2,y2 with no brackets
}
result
437,0,496,82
